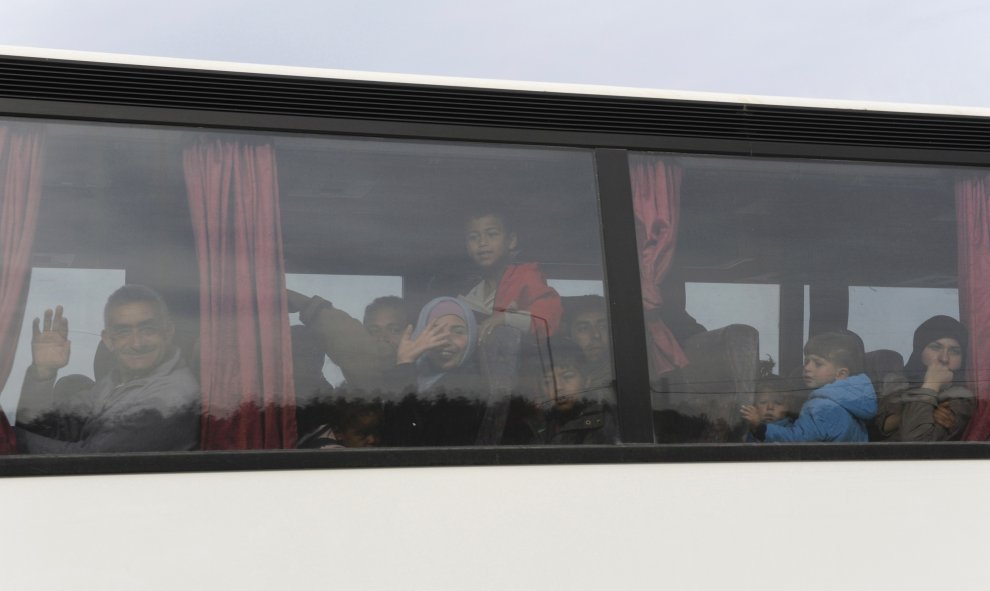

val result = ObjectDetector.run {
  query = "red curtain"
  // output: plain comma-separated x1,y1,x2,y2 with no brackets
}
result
183,136,296,450
957,173,990,440
0,124,45,453
630,154,689,376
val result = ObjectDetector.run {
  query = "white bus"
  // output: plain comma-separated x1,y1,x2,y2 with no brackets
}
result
1,46,989,590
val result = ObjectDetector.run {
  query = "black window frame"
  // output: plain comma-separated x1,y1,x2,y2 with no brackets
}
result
2,53,990,477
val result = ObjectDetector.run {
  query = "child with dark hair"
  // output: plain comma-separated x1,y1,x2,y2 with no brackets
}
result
460,211,562,342
533,342,618,444
747,331,876,442
297,399,382,449
875,315,975,441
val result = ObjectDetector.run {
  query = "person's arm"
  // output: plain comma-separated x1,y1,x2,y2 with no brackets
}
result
17,306,72,425
291,292,394,389
496,264,562,336
16,405,197,454
894,389,942,441
762,399,835,442
740,405,762,429
930,387,976,440
517,265,562,336
896,367,965,441
874,391,905,438
16,367,58,427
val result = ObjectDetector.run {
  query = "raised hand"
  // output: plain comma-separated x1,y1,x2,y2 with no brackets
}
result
740,404,762,428
395,322,447,365
31,305,71,380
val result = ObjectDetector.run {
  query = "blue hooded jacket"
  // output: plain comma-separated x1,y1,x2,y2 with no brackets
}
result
764,374,877,442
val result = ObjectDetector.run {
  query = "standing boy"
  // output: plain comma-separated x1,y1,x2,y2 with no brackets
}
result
460,211,562,342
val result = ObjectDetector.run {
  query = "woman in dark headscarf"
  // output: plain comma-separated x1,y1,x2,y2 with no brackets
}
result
875,315,975,441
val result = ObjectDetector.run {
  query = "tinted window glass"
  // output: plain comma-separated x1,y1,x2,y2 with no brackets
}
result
633,153,980,444
0,118,613,453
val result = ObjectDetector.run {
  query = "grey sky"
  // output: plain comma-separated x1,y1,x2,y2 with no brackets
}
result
3,0,990,107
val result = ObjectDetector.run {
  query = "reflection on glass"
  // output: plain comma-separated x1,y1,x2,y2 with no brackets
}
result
635,151,984,444
0,117,612,453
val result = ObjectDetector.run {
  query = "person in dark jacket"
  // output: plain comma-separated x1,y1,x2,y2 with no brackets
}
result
507,341,618,445
875,315,975,441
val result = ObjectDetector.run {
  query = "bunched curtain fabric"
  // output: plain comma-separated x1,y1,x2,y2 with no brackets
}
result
957,173,990,441
183,136,297,450
629,154,689,376
0,124,46,453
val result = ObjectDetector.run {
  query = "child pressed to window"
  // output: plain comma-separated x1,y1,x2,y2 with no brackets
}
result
746,332,877,442
740,374,799,441
460,211,562,343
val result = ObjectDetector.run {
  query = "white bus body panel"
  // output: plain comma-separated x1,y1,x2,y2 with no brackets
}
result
3,460,988,590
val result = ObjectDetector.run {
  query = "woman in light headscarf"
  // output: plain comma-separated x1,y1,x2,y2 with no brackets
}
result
384,297,485,446
397,296,479,392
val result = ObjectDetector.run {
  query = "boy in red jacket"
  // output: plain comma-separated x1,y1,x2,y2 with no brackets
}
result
459,211,562,343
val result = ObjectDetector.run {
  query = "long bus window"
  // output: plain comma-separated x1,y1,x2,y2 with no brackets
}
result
0,117,612,454
634,152,982,444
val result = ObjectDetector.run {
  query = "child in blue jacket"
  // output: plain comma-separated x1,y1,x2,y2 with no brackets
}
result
745,332,877,442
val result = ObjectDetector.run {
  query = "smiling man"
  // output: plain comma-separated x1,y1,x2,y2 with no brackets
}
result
15,285,200,453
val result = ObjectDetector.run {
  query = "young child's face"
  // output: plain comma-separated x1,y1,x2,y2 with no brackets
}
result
465,215,516,269
337,413,380,448
754,391,789,423
542,365,587,412
803,354,846,388
425,314,470,371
